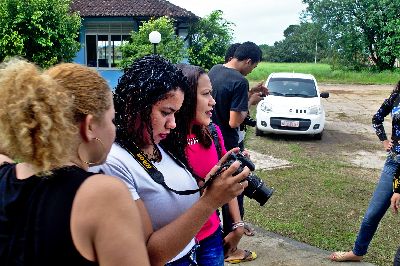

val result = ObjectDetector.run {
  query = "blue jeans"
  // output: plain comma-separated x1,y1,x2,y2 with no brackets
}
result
394,246,400,266
196,227,224,266
165,244,199,266
352,154,397,256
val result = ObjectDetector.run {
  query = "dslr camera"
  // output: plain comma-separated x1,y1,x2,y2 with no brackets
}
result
220,152,273,206
242,115,256,127
240,115,256,131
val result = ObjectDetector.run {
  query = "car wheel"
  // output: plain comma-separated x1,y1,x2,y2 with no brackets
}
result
255,127,263,136
314,132,323,140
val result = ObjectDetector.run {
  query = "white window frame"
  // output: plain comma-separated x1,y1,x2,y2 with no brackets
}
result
84,22,134,69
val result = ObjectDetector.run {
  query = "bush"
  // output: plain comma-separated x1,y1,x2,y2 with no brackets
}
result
120,17,185,68
0,0,81,68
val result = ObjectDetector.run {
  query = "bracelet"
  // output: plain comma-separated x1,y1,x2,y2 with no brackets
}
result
232,221,245,231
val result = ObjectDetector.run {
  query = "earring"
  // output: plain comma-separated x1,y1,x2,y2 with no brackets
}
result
78,137,106,166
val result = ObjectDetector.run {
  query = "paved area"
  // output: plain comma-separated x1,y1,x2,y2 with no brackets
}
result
223,84,392,266
224,223,375,266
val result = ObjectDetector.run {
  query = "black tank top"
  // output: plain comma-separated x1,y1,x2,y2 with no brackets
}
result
0,163,98,266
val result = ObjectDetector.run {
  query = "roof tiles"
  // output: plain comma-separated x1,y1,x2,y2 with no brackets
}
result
71,0,197,19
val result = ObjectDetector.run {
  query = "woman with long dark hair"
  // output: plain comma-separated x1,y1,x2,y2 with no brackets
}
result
94,55,249,266
163,64,257,264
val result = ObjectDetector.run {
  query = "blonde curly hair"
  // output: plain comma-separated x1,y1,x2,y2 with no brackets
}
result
45,63,111,122
0,59,76,172
0,60,111,174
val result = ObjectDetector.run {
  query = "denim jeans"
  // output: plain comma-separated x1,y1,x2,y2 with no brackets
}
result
394,246,400,266
165,244,199,266
196,227,224,266
352,154,398,256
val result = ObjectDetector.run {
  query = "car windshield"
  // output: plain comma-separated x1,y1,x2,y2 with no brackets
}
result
267,78,317,97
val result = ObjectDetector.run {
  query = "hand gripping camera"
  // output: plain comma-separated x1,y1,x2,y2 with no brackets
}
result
220,152,274,206
240,115,256,131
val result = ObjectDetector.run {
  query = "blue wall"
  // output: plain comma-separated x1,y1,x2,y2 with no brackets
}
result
98,69,123,90
74,26,86,65
73,17,190,89
73,17,135,89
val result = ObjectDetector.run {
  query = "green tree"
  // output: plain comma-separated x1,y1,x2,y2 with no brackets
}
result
303,0,400,71
0,0,81,68
259,44,274,61
187,10,234,70
267,22,329,63
120,17,185,68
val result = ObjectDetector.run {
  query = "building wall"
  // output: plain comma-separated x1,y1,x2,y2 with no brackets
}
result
73,17,191,88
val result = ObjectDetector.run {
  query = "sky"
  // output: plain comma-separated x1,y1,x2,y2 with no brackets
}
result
167,0,308,46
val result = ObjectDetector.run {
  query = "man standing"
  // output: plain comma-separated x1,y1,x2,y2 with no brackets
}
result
209,41,266,263
210,41,265,151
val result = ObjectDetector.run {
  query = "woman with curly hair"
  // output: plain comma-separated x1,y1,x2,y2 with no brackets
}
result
162,64,257,265
0,59,149,266
93,55,249,266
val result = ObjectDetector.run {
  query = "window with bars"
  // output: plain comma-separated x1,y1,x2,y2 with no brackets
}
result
84,22,134,68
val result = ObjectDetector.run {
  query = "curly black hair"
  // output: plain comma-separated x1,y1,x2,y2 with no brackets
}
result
163,64,213,167
394,80,400,93
113,55,188,161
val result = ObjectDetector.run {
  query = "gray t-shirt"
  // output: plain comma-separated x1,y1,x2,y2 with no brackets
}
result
91,143,199,262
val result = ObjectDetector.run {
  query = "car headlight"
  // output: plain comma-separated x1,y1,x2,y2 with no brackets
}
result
309,105,322,115
260,102,273,112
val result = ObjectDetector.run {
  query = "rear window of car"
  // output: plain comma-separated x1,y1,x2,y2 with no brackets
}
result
267,78,317,97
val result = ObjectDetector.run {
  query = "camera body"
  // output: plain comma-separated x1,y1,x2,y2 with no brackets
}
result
242,115,256,127
240,115,256,131
220,152,273,206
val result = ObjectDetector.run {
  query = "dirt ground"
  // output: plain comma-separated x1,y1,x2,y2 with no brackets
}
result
248,83,395,181
233,84,394,266
315,83,392,170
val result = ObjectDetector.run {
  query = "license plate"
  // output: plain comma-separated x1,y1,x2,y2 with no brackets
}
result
281,120,299,127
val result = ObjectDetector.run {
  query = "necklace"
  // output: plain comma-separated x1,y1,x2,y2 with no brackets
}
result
187,136,199,145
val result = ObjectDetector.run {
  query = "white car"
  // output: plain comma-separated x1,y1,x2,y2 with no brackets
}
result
255,72,329,140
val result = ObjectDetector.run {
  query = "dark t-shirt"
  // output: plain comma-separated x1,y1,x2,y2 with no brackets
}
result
209,64,249,150
0,163,97,266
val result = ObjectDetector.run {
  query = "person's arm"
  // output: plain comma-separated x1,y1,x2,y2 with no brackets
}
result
229,110,248,128
223,198,244,253
391,193,400,214
139,150,250,265
71,174,150,266
391,167,400,214
248,81,268,106
229,81,251,128
372,92,398,143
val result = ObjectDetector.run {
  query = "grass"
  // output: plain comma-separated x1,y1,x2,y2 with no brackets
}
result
247,62,400,85
243,127,399,266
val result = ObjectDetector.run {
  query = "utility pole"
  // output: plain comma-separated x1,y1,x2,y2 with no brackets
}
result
314,41,318,64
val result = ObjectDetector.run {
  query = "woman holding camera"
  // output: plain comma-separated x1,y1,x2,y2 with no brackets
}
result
163,64,257,264
93,55,249,266
0,59,149,265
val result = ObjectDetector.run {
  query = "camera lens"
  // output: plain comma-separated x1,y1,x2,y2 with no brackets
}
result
220,152,273,206
244,174,274,206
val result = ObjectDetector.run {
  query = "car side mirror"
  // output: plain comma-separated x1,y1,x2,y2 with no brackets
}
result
320,92,329,98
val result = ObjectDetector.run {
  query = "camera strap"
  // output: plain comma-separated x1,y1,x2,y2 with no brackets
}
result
118,141,220,195
208,123,222,160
